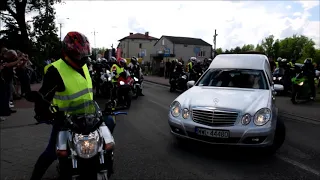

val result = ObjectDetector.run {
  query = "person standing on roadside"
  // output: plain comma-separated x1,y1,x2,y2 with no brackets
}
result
16,53,31,97
0,50,21,116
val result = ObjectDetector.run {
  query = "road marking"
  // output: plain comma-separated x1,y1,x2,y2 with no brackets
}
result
146,98,169,110
277,155,320,177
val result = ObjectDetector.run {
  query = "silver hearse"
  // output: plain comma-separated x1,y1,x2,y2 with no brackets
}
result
168,54,286,154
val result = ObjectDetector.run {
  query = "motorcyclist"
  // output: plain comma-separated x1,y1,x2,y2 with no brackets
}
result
302,58,316,100
193,59,203,81
128,56,144,96
275,57,281,69
110,58,126,100
188,57,197,80
29,31,100,180
128,56,141,77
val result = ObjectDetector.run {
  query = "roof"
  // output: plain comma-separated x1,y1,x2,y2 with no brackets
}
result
118,33,158,41
154,35,211,46
209,54,268,70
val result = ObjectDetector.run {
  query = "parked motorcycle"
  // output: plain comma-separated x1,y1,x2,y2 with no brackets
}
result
291,71,319,104
25,91,127,180
117,70,133,108
169,72,188,92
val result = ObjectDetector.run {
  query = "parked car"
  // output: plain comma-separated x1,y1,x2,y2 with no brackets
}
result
168,54,286,154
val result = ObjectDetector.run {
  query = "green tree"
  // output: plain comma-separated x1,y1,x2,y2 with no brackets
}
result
255,44,265,52
272,39,280,58
216,48,223,54
261,35,275,57
0,0,61,54
241,44,254,52
32,4,61,67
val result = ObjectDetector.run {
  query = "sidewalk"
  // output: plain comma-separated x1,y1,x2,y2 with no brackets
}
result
144,76,320,122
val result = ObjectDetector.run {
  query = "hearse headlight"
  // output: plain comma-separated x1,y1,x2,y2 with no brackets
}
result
182,108,190,119
254,108,271,126
241,114,251,125
170,101,181,117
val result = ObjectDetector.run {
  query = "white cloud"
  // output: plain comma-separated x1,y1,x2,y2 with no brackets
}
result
54,1,320,50
286,5,292,9
296,0,320,10
293,12,302,17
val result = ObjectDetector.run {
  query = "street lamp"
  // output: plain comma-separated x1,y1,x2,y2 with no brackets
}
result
59,18,70,41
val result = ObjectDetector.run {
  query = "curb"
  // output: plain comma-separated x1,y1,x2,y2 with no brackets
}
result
144,80,320,124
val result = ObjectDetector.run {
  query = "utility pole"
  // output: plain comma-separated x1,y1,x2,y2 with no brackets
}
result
93,29,97,49
58,18,69,42
59,23,62,41
213,29,218,58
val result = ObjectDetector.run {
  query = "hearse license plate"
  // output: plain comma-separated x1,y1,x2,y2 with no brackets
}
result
195,128,230,138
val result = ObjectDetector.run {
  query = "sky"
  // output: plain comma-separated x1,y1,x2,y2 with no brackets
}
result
23,0,320,50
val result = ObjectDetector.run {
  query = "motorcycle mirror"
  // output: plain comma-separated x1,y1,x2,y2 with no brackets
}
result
187,80,195,88
25,91,44,102
273,84,284,91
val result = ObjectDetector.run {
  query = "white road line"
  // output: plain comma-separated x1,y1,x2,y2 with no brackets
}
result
277,155,320,177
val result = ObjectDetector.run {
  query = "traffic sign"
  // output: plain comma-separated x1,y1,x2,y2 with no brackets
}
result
164,48,170,57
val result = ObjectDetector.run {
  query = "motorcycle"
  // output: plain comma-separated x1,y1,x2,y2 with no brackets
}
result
116,70,133,108
130,73,143,99
195,71,203,82
291,71,319,104
169,72,188,92
100,70,113,99
25,91,127,180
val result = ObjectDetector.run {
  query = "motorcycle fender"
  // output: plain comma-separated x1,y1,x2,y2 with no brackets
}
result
56,131,71,151
99,123,115,145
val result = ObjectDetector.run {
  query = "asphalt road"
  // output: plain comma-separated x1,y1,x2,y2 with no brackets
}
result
1,82,320,180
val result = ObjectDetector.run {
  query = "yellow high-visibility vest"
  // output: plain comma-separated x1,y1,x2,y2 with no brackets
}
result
47,59,93,114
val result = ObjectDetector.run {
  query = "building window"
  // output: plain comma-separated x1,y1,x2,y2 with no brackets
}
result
123,43,125,48
139,43,142,48
198,51,206,57
184,44,188,47
162,39,165,45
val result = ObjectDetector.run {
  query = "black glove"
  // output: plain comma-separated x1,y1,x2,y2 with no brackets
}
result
34,102,54,122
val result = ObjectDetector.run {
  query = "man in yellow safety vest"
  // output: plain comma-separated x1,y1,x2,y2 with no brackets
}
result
30,31,96,180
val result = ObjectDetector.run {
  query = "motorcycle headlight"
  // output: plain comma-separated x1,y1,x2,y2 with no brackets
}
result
170,101,181,117
134,77,139,81
298,82,304,86
108,76,112,81
241,114,251,125
273,77,276,80
253,108,271,126
181,75,187,79
120,81,125,85
73,131,100,159
278,77,282,80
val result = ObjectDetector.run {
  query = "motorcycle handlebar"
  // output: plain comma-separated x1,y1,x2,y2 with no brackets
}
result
112,111,128,116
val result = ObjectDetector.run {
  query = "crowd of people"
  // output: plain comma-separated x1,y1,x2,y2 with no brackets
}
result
0,45,38,121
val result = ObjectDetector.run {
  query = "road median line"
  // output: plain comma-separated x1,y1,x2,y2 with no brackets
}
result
145,80,320,124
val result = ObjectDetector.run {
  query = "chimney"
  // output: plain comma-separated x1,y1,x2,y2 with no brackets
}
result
145,32,149,36
129,32,133,35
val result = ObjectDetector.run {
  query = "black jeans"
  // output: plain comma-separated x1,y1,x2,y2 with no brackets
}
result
30,125,59,180
308,77,315,98
18,69,31,95
0,80,12,116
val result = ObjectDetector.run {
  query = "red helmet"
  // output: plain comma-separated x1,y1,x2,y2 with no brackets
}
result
62,31,91,67
118,58,127,67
